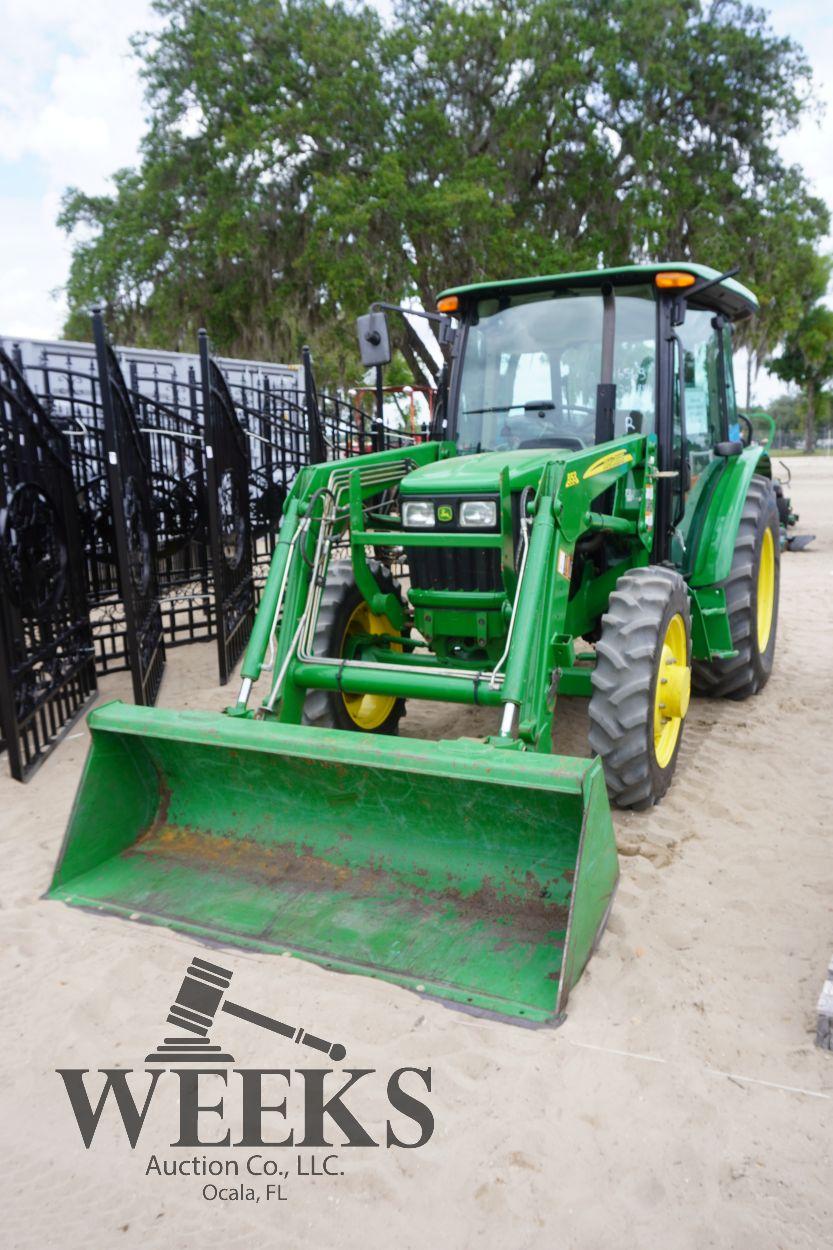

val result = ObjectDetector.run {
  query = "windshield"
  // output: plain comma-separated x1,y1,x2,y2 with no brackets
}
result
455,286,657,453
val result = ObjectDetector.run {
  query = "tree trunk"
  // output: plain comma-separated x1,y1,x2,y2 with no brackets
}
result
805,379,816,454
400,339,426,387
746,351,752,410
401,319,440,387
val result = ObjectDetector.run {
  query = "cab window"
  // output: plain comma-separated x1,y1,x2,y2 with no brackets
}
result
456,286,657,454
722,323,739,439
678,309,726,476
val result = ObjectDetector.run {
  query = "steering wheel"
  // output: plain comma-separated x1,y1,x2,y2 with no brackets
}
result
497,403,593,447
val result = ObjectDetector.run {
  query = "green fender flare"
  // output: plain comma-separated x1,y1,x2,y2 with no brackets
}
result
688,447,770,588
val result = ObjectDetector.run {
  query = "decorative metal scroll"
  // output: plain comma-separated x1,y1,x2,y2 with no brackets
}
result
92,311,166,705
199,330,255,685
0,349,97,780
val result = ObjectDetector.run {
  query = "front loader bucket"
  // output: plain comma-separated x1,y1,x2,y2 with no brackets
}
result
48,703,618,1023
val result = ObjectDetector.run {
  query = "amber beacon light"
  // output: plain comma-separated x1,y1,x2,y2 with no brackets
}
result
655,271,697,289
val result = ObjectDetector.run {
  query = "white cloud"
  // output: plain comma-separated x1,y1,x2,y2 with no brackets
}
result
737,1,833,406
769,0,833,233
0,0,158,337
0,190,69,340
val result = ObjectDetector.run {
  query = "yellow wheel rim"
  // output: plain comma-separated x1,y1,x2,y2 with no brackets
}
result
757,527,775,652
653,613,691,769
340,601,401,730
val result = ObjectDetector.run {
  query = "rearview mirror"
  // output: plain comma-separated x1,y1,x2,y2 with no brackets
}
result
356,311,391,367
714,440,744,457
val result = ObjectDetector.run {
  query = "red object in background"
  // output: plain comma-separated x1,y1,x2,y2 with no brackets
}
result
351,384,435,438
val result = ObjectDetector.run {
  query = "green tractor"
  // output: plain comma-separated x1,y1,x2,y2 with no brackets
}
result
49,263,780,1025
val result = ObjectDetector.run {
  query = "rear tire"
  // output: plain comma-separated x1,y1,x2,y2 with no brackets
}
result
691,476,779,700
588,566,692,810
302,560,406,734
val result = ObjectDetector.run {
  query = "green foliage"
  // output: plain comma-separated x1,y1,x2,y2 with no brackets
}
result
764,391,832,448
767,393,805,436
768,257,833,451
59,0,829,385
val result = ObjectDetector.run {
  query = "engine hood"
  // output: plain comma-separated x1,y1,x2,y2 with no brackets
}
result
401,447,575,495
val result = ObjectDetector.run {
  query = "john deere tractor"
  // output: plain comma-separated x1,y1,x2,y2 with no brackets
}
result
50,263,780,1024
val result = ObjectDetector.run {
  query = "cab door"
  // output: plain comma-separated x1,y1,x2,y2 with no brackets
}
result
678,309,731,484
671,309,739,563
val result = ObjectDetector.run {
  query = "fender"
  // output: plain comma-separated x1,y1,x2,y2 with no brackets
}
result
687,447,769,588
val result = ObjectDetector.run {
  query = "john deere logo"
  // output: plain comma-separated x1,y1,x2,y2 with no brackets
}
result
437,505,453,523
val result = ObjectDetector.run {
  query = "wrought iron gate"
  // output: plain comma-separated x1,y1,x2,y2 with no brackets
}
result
0,349,97,780
93,311,166,705
127,357,213,645
199,330,256,685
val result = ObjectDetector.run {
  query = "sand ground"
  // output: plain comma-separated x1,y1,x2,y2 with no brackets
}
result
1,456,832,1250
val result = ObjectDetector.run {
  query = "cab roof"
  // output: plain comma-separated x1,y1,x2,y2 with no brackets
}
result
438,262,758,322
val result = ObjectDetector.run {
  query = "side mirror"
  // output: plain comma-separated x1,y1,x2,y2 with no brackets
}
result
356,311,391,367
714,440,744,458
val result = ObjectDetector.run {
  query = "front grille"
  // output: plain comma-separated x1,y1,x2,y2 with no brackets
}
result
406,544,503,592
402,492,518,593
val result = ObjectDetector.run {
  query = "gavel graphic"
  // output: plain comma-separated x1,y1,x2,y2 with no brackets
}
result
145,955,346,1065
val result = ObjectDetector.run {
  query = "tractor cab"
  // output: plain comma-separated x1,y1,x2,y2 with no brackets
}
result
450,279,658,453
386,265,759,574
438,263,757,479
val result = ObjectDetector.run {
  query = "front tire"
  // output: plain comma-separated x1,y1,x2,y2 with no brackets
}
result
588,566,692,810
691,476,779,700
302,560,406,734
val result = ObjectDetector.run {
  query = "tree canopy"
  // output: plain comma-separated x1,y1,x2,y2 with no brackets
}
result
60,0,829,384
769,257,833,451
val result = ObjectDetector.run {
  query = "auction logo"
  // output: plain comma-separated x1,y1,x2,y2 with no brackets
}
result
56,954,435,1204
145,955,347,1064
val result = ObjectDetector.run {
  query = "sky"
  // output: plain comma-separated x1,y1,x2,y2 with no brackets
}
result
0,0,831,405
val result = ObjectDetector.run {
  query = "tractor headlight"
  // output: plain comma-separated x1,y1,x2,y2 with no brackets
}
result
402,500,436,528
459,500,497,529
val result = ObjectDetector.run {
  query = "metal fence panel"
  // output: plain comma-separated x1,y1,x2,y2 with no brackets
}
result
6,334,304,662
0,349,97,780
3,329,426,696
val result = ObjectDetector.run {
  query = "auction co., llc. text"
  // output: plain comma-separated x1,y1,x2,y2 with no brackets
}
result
145,1152,344,1202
